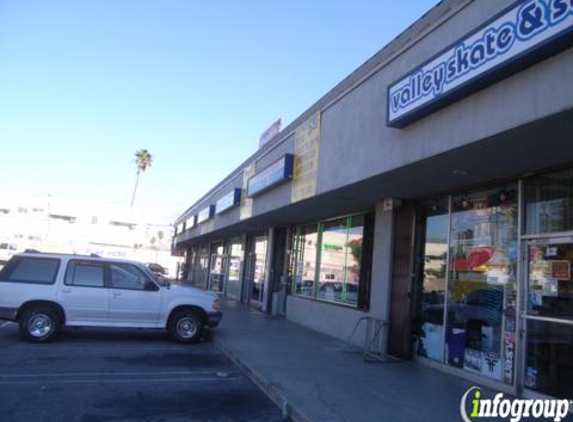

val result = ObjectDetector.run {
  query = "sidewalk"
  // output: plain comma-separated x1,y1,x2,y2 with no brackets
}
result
212,300,494,422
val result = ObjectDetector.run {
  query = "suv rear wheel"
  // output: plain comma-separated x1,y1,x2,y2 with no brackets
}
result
19,306,61,343
168,310,203,344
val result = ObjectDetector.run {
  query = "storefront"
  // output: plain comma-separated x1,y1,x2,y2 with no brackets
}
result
410,168,573,397
172,0,573,399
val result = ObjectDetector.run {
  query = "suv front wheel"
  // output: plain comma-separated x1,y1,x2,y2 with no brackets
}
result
19,306,61,343
168,310,203,344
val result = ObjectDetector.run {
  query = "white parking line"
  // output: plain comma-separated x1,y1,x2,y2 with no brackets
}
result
0,377,240,385
0,370,232,378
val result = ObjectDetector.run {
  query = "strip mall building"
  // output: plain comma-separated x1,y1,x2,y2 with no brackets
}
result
173,0,573,400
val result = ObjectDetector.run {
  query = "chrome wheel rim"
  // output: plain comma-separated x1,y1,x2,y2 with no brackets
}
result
176,317,198,339
27,314,53,338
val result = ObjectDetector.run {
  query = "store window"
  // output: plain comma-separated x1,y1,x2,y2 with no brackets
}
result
291,213,371,308
187,243,209,289
416,199,449,362
445,185,518,384
525,168,573,234
292,225,319,298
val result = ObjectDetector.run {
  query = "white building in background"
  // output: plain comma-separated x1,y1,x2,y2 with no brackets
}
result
0,193,181,275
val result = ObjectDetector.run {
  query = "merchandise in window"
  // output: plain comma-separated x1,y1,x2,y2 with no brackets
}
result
445,185,518,384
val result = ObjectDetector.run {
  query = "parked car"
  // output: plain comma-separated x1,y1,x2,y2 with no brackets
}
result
0,252,222,343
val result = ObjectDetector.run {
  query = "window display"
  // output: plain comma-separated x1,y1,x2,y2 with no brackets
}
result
415,185,518,385
445,185,518,384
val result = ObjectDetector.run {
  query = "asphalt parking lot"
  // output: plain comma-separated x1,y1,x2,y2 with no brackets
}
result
0,322,285,422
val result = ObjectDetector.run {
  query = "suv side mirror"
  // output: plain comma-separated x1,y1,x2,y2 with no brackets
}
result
144,280,159,291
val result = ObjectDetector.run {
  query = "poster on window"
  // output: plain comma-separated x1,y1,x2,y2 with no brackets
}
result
551,260,571,280
291,112,321,203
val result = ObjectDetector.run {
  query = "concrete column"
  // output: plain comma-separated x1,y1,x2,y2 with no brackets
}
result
369,203,394,352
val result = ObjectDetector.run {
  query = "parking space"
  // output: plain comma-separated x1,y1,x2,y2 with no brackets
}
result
0,323,285,422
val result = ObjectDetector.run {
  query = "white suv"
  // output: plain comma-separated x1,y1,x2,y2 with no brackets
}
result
0,252,222,344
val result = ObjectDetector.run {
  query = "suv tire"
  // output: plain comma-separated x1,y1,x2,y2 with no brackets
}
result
168,310,202,344
19,306,61,343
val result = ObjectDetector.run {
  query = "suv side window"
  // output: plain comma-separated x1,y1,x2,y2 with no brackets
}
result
65,260,105,287
110,263,151,290
0,257,60,284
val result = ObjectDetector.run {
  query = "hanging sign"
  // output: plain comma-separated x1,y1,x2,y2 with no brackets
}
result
387,0,573,127
215,188,242,215
197,205,215,224
247,154,294,197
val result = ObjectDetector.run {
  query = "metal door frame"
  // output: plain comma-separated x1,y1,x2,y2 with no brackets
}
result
519,232,573,399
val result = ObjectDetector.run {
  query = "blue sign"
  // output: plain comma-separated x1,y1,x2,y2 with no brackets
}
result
215,188,242,215
185,215,196,229
197,205,215,224
387,0,573,127
247,154,294,197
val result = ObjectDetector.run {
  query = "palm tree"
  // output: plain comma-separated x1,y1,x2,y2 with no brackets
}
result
131,149,153,208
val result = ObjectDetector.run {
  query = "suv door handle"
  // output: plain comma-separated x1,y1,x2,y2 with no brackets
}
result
113,291,122,297
61,288,71,293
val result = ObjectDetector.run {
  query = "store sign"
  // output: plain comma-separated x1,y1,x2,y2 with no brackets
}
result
197,205,215,224
247,154,294,197
185,215,196,229
291,112,321,204
259,118,282,148
387,0,573,127
215,188,242,215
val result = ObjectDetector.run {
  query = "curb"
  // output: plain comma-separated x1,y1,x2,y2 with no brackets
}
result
213,336,312,422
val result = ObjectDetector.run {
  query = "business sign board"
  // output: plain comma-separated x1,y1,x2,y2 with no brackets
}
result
387,0,573,127
247,154,294,198
197,205,215,224
185,215,196,229
259,118,282,148
215,188,242,215
291,112,321,204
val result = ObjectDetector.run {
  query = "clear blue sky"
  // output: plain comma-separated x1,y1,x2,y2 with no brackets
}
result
0,0,438,222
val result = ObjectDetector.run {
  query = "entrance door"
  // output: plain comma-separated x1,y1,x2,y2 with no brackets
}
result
523,236,573,399
245,235,268,306
208,254,227,293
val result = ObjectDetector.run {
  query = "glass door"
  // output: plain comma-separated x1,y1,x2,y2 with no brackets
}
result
245,235,268,306
225,238,243,300
523,236,573,399
208,254,227,293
